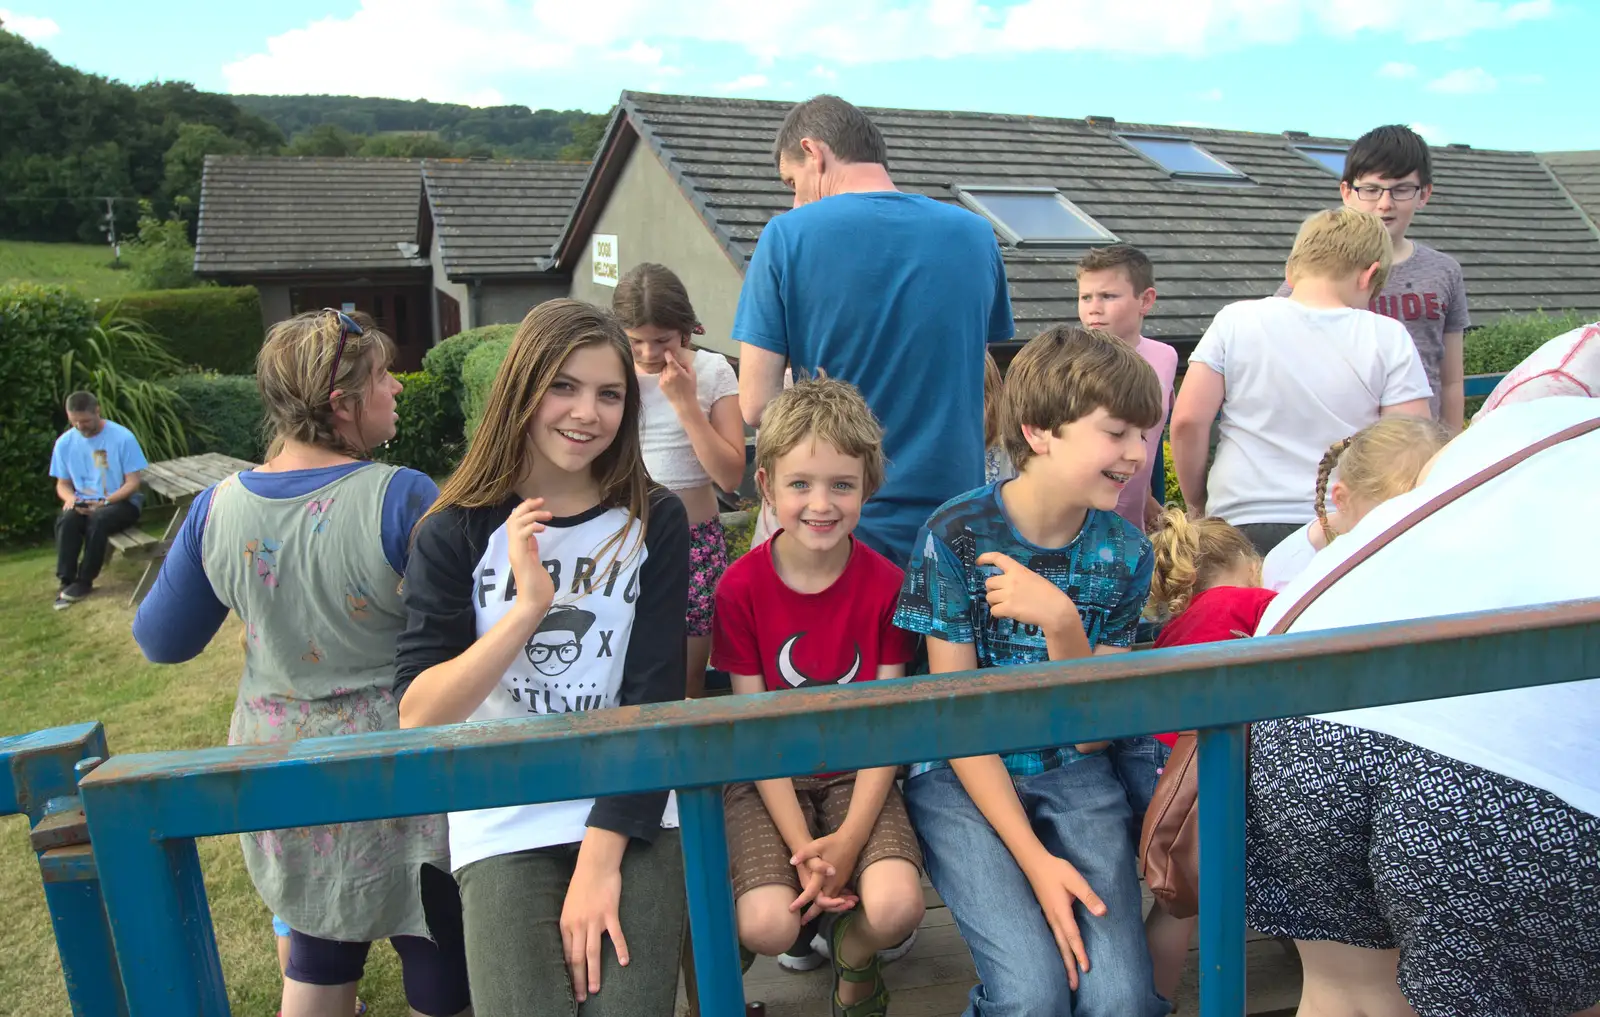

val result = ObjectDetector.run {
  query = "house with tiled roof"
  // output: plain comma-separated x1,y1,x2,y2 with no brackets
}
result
555,91,1600,361
195,155,587,369
421,158,590,337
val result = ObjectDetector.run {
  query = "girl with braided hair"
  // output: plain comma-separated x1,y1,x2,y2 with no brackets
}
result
1135,507,1277,998
1261,416,1448,593
133,310,469,1017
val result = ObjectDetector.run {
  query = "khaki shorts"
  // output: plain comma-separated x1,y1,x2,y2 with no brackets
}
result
724,773,923,900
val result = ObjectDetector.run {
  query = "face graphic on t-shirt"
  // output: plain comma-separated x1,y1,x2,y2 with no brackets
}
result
524,606,596,677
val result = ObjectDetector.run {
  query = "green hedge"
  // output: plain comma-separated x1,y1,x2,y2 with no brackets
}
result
375,371,462,478
1464,309,1587,376
461,337,513,442
0,284,95,541
424,323,516,422
165,373,265,462
107,286,264,374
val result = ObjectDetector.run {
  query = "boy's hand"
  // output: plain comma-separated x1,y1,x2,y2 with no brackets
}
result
791,829,865,914
976,552,1079,638
1020,852,1107,990
790,855,857,922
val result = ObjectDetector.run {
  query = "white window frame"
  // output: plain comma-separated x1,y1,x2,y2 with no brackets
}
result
952,185,1118,248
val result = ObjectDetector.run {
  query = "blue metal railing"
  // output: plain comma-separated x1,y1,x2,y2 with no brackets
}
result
0,722,126,1017
56,597,1599,1017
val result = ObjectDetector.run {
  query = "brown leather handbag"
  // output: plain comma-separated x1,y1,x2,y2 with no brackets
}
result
1137,414,1600,919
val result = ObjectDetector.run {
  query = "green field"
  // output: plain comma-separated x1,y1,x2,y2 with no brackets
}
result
0,538,408,1016
0,240,143,299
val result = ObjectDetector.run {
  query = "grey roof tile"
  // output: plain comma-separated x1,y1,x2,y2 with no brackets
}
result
1540,150,1600,232
563,92,1600,351
195,156,426,274
422,159,590,279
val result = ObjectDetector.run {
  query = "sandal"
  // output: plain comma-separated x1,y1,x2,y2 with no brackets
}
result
827,912,889,1017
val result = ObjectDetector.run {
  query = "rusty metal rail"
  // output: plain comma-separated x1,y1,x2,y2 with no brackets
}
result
61,598,1599,1016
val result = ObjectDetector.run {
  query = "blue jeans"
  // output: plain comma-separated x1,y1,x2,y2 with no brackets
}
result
1106,736,1172,848
905,756,1169,1017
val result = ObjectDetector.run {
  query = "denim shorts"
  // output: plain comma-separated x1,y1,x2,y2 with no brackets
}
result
1107,735,1172,845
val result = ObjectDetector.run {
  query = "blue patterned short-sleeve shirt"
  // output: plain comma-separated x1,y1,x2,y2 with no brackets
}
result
894,482,1154,778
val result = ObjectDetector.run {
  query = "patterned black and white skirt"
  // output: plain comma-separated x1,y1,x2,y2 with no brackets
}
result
1245,715,1600,1017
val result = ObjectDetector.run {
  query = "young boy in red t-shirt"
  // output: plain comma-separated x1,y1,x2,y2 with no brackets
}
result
713,377,925,1015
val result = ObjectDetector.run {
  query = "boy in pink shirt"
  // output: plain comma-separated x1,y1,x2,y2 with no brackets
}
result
1077,245,1179,532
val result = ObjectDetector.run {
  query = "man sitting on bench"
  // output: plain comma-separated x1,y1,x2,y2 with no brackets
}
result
50,391,147,610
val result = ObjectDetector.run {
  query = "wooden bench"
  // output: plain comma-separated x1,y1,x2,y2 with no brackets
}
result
114,452,258,607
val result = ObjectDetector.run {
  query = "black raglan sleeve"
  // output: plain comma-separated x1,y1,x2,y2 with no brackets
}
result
586,489,690,841
394,507,487,701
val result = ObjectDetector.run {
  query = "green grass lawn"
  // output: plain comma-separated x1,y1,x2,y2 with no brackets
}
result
0,240,142,300
0,539,408,1017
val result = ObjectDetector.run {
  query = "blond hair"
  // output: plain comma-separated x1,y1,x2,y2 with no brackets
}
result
1147,507,1260,618
256,309,395,458
1314,415,1450,544
1285,207,1393,293
423,300,652,571
1002,325,1162,468
755,377,885,499
983,350,1004,449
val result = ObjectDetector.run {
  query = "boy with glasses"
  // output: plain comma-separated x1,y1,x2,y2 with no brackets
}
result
1279,125,1470,431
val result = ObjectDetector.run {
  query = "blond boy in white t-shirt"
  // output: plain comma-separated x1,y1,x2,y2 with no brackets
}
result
1170,207,1433,554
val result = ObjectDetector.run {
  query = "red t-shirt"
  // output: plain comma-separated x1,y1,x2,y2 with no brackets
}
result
1150,586,1278,747
712,535,917,692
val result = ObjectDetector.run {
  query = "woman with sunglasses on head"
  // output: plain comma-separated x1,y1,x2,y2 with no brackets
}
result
133,310,471,1017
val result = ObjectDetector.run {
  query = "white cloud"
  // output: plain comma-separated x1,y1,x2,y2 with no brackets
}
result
1426,66,1498,94
1196,87,1224,101
0,8,59,41
1410,122,1449,145
222,0,1556,103
1377,61,1418,79
811,65,839,81
716,73,770,94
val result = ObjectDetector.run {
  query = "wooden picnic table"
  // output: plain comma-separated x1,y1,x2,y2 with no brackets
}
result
111,452,258,607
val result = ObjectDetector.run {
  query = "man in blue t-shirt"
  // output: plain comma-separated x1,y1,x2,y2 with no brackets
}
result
48,391,148,608
732,94,1015,568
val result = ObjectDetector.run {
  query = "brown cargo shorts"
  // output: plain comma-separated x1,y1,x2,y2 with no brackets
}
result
724,772,923,900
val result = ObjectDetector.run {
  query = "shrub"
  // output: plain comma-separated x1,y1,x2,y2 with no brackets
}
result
57,310,192,462
165,373,264,462
460,337,513,442
423,323,516,418
0,284,93,541
375,371,462,478
106,286,264,373
1463,309,1587,376
126,201,199,290
1161,438,1184,512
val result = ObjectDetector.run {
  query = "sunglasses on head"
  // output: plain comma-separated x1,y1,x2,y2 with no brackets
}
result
321,308,365,399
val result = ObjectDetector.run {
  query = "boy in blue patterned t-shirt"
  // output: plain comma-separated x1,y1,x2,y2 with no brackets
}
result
894,326,1169,1017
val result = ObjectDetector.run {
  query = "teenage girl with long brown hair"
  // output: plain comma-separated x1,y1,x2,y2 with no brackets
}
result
612,263,745,697
133,309,469,1017
397,299,689,1016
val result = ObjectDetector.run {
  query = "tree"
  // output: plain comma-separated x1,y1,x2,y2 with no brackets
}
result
163,123,248,235
558,111,611,161
358,133,455,158
126,200,198,290
285,123,363,157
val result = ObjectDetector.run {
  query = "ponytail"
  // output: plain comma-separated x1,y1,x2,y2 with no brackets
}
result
1314,437,1352,546
1147,506,1259,618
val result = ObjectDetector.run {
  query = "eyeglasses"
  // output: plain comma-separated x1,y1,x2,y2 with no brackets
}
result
321,308,365,399
1350,182,1423,202
527,642,580,664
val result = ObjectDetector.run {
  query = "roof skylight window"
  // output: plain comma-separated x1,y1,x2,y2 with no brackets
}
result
1119,134,1248,181
1295,145,1349,176
952,186,1117,247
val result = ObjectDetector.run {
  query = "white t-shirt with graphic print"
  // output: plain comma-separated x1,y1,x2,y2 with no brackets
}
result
397,490,690,871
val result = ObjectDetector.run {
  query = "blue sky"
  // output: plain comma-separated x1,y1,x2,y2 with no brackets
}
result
8,0,1594,152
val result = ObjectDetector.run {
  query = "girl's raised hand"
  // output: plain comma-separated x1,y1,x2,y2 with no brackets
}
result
507,498,556,620
659,345,698,411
